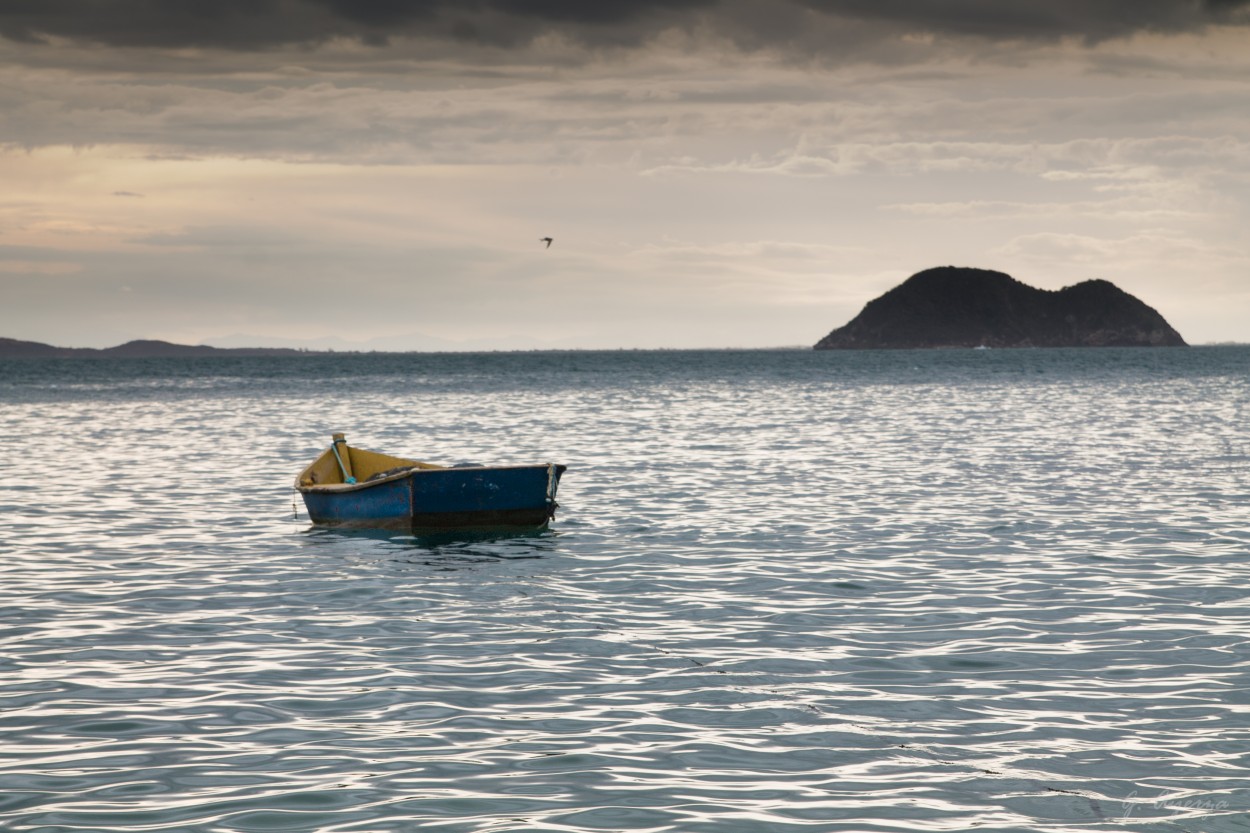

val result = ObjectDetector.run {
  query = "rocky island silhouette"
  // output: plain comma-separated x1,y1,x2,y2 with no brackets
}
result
815,266,1186,349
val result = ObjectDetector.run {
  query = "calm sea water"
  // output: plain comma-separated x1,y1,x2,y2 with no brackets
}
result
2,347,1248,832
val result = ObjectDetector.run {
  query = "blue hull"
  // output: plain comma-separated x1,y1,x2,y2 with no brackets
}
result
299,463,565,530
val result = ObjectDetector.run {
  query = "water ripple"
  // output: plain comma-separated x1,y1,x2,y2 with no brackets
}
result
2,348,1249,831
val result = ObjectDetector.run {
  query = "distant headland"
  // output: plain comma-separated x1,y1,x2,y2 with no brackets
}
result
814,267,1186,349
0,338,319,359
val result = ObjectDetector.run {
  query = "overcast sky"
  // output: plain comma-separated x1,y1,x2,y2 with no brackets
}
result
2,1,1248,349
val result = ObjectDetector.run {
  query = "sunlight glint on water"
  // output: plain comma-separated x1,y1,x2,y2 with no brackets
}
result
1,347,1248,832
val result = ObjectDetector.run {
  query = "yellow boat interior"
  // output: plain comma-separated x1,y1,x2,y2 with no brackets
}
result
296,433,443,490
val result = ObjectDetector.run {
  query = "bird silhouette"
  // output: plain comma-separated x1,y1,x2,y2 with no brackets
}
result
540,237,553,248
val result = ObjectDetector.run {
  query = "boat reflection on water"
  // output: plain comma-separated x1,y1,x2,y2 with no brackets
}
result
301,523,560,566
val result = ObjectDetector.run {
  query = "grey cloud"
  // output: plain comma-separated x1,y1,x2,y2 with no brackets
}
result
798,0,1249,42
1,0,1246,53
0,0,711,50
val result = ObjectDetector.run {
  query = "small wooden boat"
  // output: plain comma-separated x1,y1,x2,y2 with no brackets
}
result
296,434,566,530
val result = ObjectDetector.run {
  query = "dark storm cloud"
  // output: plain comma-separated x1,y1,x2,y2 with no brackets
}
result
0,0,1246,51
0,0,712,49
797,0,1250,42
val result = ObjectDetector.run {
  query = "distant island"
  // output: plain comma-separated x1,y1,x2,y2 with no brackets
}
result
814,267,1186,349
0,338,317,359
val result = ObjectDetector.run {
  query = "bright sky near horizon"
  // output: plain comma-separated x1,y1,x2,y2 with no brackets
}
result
2,1,1249,350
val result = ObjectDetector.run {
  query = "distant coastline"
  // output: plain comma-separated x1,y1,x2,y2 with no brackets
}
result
0,337,326,359
1,335,1242,360
0,337,811,358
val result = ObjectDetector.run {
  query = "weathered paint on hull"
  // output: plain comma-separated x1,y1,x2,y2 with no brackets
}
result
299,464,565,531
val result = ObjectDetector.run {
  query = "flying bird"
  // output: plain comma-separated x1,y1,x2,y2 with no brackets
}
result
540,237,553,248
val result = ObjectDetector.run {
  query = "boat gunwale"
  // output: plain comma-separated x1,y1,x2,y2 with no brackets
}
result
296,461,566,494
